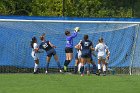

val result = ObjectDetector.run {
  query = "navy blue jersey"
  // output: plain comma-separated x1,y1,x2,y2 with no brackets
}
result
81,40,93,55
39,41,53,51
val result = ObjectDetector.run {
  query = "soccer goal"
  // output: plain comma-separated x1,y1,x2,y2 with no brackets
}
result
0,19,140,75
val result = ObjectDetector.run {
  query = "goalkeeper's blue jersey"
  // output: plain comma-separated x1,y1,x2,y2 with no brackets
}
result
65,31,78,48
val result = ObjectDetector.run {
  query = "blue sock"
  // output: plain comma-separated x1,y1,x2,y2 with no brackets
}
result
80,66,84,74
46,62,50,71
87,63,90,71
56,61,61,69
92,64,97,74
74,66,78,73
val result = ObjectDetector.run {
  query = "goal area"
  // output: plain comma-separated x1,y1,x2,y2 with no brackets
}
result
0,18,140,75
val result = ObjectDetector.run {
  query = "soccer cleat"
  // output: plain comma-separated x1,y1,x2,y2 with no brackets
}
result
59,70,62,73
81,74,84,76
64,66,67,72
96,70,101,76
45,70,48,74
33,71,38,74
103,71,106,76
87,71,90,76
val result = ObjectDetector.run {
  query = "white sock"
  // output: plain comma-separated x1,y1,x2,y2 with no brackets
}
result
98,64,101,70
34,63,38,72
78,63,82,72
103,65,106,72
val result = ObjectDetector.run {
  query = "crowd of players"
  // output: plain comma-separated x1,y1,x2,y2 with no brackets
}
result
30,27,110,76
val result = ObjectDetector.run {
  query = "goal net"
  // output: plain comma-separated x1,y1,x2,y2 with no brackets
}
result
0,19,140,75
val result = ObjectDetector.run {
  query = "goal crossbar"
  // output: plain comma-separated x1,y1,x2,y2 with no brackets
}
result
0,19,140,24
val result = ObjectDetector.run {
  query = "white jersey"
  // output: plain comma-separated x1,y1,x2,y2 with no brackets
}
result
95,43,108,58
31,43,39,60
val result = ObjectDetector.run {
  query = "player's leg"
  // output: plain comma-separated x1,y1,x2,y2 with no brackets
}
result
90,60,97,74
64,47,73,71
53,54,62,73
80,58,85,76
97,57,101,76
86,58,91,76
32,53,39,74
102,59,107,76
34,59,39,74
74,53,79,74
45,55,51,74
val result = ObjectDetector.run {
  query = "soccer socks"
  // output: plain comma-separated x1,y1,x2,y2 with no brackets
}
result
64,60,70,66
92,64,97,74
103,64,106,76
74,65,78,74
87,63,90,72
34,63,38,72
46,62,50,71
98,64,101,70
80,66,84,75
64,60,70,71
56,61,61,70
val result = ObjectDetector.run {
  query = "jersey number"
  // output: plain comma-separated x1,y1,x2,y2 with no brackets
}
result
84,42,89,46
43,43,48,48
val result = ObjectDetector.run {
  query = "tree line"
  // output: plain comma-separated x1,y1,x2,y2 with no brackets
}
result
0,0,139,18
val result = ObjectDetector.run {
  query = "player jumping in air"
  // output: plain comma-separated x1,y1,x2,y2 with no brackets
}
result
31,37,40,74
95,37,109,76
78,35,94,76
39,34,62,74
64,27,80,72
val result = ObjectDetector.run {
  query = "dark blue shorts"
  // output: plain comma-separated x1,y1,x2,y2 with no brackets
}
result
81,50,91,58
46,48,56,57
81,53,91,58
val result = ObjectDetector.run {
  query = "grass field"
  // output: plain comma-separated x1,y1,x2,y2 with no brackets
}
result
0,74,140,93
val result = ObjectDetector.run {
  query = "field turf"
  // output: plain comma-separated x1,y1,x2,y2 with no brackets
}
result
0,74,140,93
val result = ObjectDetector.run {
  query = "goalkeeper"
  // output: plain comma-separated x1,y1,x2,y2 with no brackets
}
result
64,27,80,72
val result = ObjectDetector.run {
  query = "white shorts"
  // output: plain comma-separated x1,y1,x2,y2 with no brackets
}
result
78,51,82,59
31,52,39,60
98,56,106,60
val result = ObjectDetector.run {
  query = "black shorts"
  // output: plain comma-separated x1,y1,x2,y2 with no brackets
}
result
46,48,56,57
65,47,73,53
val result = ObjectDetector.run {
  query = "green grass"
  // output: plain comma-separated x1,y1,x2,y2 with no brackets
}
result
0,74,140,93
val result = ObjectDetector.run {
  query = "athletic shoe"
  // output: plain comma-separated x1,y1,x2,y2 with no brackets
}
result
33,71,38,74
81,74,84,76
45,70,48,74
59,70,62,73
87,71,90,76
64,66,67,72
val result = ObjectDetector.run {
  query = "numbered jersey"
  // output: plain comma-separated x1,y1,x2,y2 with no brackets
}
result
81,40,93,55
39,41,52,51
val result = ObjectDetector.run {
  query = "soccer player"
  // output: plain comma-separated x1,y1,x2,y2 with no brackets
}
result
105,48,110,71
31,37,40,74
74,40,82,74
39,34,62,74
64,27,80,72
95,37,109,76
78,35,94,76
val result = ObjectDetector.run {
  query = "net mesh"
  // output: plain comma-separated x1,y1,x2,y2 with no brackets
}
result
0,20,139,75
